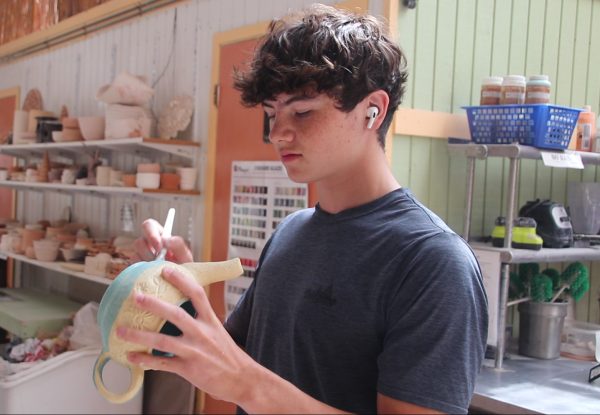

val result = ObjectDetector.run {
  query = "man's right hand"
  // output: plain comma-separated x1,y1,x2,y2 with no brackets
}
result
132,218,193,264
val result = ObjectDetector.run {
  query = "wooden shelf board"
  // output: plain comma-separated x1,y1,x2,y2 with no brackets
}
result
395,107,470,140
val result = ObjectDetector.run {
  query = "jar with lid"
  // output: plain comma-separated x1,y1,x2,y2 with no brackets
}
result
576,105,596,152
500,75,526,105
525,75,551,104
480,76,503,105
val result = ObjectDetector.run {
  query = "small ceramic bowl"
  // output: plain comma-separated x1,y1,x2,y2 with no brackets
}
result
62,117,80,129
122,174,136,187
21,228,45,253
33,239,60,262
136,173,160,189
56,232,77,245
79,116,105,141
45,226,63,239
136,163,160,174
62,128,83,142
60,247,87,262
52,131,64,142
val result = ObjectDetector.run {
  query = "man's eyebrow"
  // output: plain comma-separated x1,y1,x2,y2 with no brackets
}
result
262,95,317,108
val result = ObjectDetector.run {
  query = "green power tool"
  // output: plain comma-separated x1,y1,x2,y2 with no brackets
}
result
512,217,543,250
491,216,543,250
491,216,507,247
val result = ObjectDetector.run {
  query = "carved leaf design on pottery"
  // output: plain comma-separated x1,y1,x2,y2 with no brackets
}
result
137,273,167,296
157,95,194,139
132,309,159,330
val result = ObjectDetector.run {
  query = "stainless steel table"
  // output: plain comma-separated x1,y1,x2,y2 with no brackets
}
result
471,356,600,414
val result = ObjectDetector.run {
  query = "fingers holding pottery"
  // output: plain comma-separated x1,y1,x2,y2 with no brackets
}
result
161,267,217,324
163,236,193,263
135,219,192,263
133,219,161,261
116,324,185,361
126,350,185,373
135,219,163,259
133,237,156,261
130,289,199,337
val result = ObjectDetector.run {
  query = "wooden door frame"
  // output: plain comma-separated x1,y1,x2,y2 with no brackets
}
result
0,86,19,219
202,0,395,263
0,86,20,287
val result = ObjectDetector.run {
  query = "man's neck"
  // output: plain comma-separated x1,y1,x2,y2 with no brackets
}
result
315,152,401,214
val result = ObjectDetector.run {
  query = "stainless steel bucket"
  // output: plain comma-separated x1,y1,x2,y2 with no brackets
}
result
518,301,568,359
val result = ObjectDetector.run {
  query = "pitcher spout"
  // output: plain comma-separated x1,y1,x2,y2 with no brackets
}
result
181,258,243,286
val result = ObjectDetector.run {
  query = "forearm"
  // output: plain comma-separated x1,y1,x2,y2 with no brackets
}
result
235,359,349,414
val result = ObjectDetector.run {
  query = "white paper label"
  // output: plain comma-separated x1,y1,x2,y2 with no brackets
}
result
472,248,501,346
541,151,584,169
482,91,501,98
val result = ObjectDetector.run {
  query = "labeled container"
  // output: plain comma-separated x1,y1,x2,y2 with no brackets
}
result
480,76,503,105
525,75,551,104
500,75,526,105
575,105,596,152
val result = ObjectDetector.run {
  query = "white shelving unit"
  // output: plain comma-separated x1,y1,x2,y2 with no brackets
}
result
0,249,111,286
0,136,201,287
0,137,200,161
0,179,200,199
448,142,600,369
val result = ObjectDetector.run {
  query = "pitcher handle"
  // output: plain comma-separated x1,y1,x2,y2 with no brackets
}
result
93,352,144,404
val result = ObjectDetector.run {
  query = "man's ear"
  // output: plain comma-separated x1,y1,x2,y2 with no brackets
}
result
366,106,379,129
363,90,389,131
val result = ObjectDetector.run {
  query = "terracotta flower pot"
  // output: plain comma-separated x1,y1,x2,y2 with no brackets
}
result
160,173,180,191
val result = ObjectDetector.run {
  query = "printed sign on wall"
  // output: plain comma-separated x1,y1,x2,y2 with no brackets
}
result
225,161,308,318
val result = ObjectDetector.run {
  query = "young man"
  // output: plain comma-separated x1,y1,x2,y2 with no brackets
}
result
126,4,488,414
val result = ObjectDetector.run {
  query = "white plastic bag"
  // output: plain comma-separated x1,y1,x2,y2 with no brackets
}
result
69,302,102,350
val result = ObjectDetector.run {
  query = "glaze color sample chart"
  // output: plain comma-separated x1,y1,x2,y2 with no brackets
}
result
225,161,308,317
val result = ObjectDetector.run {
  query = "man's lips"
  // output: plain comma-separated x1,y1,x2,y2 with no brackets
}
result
280,153,301,162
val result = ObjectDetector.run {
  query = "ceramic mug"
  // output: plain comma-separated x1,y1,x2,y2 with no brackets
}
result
96,166,112,187
93,257,242,403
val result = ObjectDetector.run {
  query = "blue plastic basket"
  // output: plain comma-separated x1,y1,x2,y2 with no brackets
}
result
463,104,581,150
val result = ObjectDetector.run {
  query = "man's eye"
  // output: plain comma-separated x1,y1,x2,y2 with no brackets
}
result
295,110,312,118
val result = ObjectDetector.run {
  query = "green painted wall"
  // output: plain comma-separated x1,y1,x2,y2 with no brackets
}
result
392,0,600,323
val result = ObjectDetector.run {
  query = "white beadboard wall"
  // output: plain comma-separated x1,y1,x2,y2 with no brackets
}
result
2,0,388,299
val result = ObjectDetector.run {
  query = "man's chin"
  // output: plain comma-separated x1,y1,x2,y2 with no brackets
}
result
282,167,310,184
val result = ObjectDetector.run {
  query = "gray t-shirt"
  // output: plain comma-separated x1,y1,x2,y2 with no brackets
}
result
225,188,488,413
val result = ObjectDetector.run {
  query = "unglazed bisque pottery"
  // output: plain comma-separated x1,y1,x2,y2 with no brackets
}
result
157,95,194,139
93,258,243,403
96,72,154,106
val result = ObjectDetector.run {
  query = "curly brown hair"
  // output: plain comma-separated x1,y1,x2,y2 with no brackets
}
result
233,4,409,147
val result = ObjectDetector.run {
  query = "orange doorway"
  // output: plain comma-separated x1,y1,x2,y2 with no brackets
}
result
0,91,16,220
203,35,318,415
200,2,371,413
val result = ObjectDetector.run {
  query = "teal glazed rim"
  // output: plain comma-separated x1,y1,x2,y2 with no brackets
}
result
97,260,165,350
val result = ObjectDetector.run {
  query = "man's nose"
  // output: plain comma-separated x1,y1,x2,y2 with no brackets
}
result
268,117,293,143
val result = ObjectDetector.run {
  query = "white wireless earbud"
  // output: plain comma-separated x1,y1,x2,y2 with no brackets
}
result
366,106,379,129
